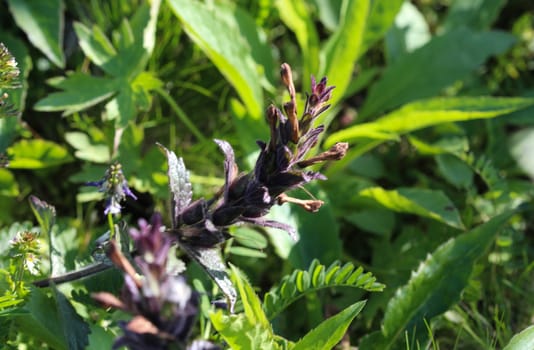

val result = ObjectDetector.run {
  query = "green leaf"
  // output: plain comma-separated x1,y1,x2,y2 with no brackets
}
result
210,311,282,350
0,169,18,197
34,73,118,115
232,227,268,250
441,0,506,32
358,187,464,229
65,132,110,163
28,195,56,238
263,260,383,320
385,1,430,63
168,0,264,119
362,0,404,55
436,154,474,189
73,22,117,70
7,139,73,168
230,264,270,329
6,0,65,68
319,0,370,107
288,185,343,269
13,288,66,349
359,28,516,119
276,0,320,87
51,286,90,350
503,325,534,350
360,211,514,349
326,97,534,147
293,300,366,350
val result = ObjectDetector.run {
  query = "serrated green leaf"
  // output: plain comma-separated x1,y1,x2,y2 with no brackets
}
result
6,0,65,68
34,73,118,115
168,0,263,119
360,211,514,349
293,300,366,350
7,139,72,168
359,28,516,119
319,0,370,108
158,144,192,221
358,186,464,229
503,325,534,350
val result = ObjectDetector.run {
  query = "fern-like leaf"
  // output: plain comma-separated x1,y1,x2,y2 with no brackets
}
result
263,259,384,320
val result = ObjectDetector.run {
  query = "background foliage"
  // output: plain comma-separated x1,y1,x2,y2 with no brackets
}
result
1,0,534,349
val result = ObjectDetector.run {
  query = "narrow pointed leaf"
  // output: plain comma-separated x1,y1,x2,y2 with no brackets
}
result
358,187,464,229
230,264,270,328
359,28,515,119
293,300,366,350
360,211,514,349
326,97,534,147
51,286,90,350
319,0,370,107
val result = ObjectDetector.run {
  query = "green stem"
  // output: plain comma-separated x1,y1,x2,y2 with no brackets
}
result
107,213,115,238
154,87,207,142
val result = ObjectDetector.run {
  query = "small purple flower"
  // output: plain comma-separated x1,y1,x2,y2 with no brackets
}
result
86,162,137,215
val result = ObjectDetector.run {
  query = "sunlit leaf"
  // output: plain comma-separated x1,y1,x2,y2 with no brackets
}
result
503,325,534,350
6,0,65,68
168,0,264,119
7,139,73,168
358,187,464,229
293,300,366,350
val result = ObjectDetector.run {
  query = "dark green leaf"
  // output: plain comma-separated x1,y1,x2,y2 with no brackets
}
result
359,28,516,119
436,154,474,189
51,286,90,350
6,0,65,67
441,0,506,32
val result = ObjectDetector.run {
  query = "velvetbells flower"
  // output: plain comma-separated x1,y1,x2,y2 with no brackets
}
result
86,162,137,215
93,214,217,349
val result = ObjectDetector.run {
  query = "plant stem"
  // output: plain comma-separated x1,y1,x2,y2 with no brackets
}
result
154,86,207,142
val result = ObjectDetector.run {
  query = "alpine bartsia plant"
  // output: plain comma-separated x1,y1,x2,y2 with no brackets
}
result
94,63,348,347
157,63,348,310
93,214,218,350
